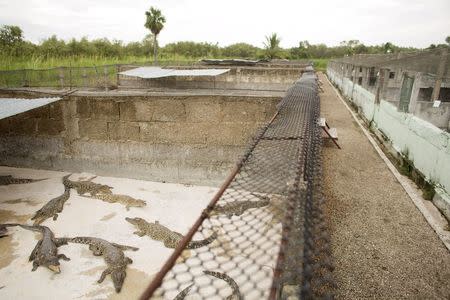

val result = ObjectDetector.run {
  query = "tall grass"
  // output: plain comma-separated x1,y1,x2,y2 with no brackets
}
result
0,54,328,71
0,54,195,71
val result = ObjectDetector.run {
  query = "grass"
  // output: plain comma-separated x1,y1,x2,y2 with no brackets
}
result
0,54,196,71
0,54,329,71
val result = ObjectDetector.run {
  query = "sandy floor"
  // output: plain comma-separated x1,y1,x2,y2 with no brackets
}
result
0,166,219,299
0,166,280,299
319,73,450,299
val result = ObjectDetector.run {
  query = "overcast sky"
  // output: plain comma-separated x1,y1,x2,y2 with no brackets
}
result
0,0,448,48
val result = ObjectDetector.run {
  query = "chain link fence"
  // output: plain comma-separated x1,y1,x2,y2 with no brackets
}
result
0,61,198,89
137,70,334,299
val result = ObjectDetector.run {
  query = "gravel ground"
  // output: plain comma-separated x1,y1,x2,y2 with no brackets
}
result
319,73,450,299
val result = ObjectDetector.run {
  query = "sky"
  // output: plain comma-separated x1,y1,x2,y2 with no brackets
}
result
0,0,449,48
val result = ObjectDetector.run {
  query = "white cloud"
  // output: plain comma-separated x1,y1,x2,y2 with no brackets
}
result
0,0,448,48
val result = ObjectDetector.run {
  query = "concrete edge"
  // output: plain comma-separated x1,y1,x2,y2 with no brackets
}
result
323,73,450,252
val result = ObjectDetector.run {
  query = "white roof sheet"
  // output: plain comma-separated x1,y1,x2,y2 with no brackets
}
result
119,67,229,79
0,97,61,120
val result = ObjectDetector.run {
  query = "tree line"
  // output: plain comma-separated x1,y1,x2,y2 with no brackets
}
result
1,25,449,62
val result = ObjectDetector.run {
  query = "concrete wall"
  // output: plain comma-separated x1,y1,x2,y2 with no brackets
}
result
118,67,302,91
328,67,450,218
0,91,279,186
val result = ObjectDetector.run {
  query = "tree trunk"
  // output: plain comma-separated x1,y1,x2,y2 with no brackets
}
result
153,34,158,65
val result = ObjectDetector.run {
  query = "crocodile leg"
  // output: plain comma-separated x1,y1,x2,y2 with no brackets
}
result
29,240,42,261
31,261,39,271
58,254,70,261
111,243,139,252
97,268,112,283
54,238,69,246
89,244,103,256
52,214,59,221
133,231,145,237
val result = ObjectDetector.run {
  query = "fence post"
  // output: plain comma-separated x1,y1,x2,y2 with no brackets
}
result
83,68,88,88
116,64,120,88
59,67,65,89
104,66,108,91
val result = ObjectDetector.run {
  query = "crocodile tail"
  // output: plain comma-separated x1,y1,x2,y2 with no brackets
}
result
68,236,92,244
187,231,218,249
203,271,242,300
18,224,45,233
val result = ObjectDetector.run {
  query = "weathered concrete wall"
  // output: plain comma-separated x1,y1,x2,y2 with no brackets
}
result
328,67,450,218
118,66,302,91
0,91,280,186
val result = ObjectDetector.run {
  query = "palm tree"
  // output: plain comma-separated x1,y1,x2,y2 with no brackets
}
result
144,7,166,65
264,33,281,59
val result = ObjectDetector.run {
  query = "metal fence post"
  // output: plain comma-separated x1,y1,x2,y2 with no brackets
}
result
104,66,108,91
59,67,65,89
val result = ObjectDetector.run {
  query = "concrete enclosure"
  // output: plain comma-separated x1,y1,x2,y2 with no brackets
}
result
0,90,280,186
118,65,304,91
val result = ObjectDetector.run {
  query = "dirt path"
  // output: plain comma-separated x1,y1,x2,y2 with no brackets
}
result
319,73,450,299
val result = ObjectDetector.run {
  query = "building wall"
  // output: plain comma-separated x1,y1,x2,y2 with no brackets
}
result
328,67,450,218
0,92,279,186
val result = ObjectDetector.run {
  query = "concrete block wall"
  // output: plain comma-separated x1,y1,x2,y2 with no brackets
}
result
0,92,279,186
118,67,302,91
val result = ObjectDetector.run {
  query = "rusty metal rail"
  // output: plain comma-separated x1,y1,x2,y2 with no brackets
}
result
141,69,334,299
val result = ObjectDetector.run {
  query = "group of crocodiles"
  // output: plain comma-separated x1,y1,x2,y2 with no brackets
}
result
1,174,273,298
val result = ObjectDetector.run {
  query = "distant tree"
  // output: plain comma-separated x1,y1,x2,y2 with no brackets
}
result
264,33,281,59
0,25,24,56
383,42,394,54
222,43,259,58
144,7,166,64
446,36,450,46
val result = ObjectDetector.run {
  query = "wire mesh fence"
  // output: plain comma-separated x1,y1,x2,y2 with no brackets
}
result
0,61,199,89
138,70,334,299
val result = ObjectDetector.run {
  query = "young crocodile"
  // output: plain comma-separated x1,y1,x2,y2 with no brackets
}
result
203,270,243,300
63,175,113,196
31,175,72,225
173,283,194,300
211,193,270,218
68,236,138,293
2,224,70,273
125,217,217,249
81,193,146,210
0,175,45,186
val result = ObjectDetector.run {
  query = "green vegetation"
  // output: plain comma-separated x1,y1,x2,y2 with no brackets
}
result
2,24,448,71
264,33,282,59
144,7,166,64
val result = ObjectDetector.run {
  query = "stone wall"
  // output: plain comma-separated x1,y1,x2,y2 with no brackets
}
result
0,91,280,186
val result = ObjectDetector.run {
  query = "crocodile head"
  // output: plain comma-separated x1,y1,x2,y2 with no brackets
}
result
45,258,61,273
111,269,127,292
125,217,146,227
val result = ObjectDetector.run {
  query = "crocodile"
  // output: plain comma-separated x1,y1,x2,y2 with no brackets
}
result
31,175,72,225
1,223,70,273
81,193,146,210
203,270,243,300
68,236,138,292
63,175,113,196
125,217,217,249
0,175,45,186
173,283,194,300
210,193,270,218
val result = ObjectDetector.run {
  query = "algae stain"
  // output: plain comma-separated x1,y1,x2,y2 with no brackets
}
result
0,209,32,223
3,198,39,206
100,212,117,221
0,235,18,270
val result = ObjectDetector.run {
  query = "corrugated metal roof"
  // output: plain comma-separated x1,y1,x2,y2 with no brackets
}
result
119,67,229,79
0,97,61,120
